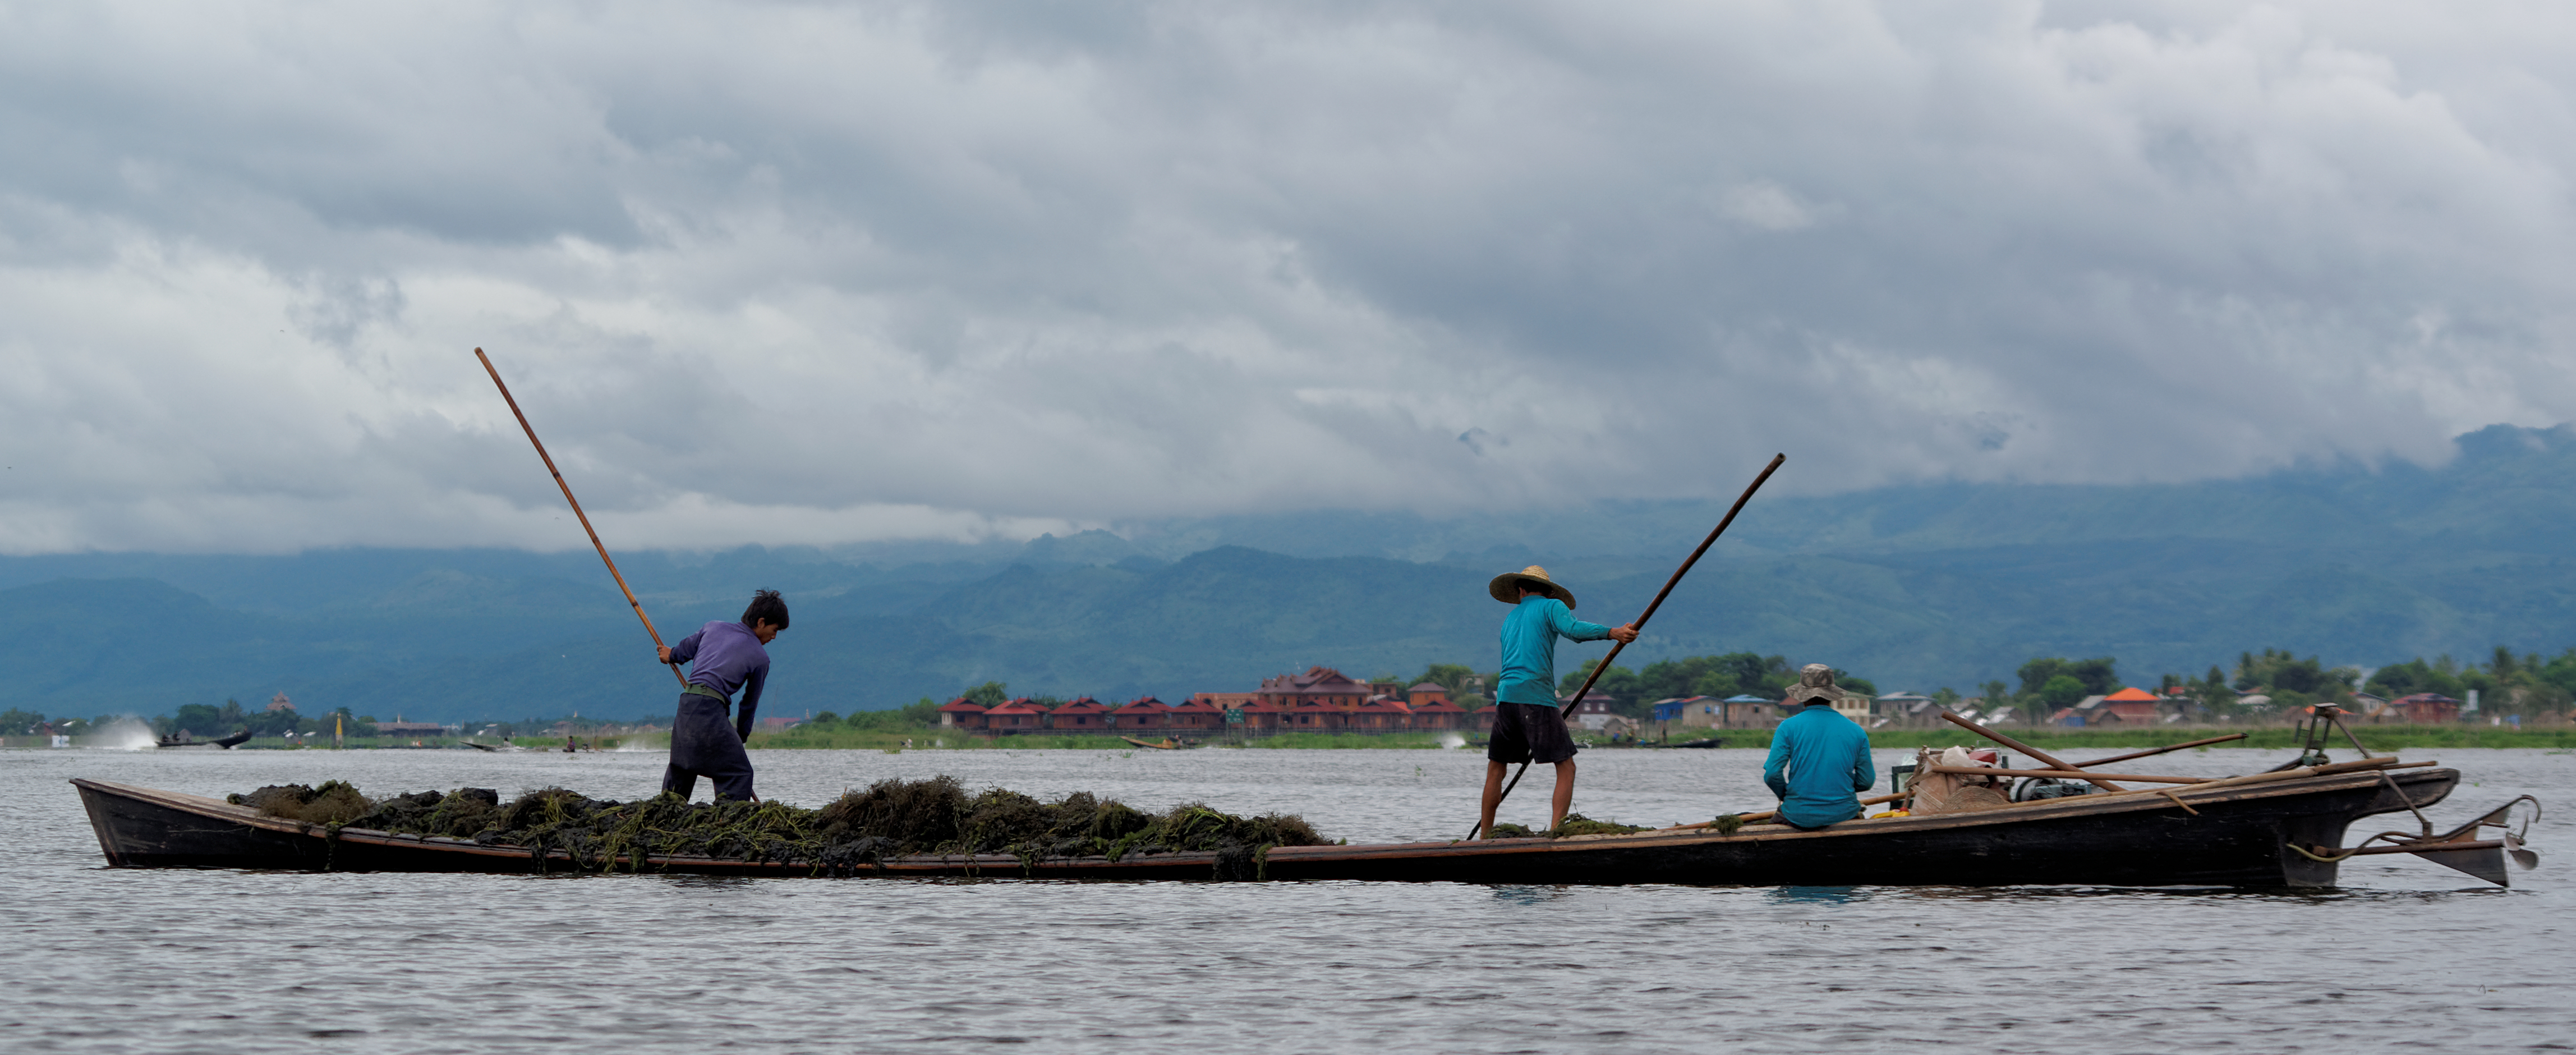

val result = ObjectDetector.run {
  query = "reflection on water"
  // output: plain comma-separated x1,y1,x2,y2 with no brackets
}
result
1767,885,1867,905
1488,884,1575,906
3,746,2569,1054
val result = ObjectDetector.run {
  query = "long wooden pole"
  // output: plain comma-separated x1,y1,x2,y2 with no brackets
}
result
475,348,686,686
1471,453,1787,840
2066,733,2247,768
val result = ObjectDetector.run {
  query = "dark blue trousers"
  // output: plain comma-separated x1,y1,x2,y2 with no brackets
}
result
664,694,756,801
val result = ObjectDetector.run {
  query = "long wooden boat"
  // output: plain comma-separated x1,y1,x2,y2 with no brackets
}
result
70,765,2529,887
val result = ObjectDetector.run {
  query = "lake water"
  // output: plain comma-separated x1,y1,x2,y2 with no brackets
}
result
6,745,2570,1053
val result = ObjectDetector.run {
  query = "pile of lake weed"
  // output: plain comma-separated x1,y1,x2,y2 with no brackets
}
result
1549,814,1650,837
228,781,374,825
253,777,1327,877
351,787,500,838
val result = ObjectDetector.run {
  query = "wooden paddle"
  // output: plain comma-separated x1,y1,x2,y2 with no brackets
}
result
1471,453,1787,840
476,348,686,687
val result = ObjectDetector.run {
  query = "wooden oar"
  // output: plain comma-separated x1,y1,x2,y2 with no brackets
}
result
2068,733,2248,769
476,348,686,687
1471,453,1787,840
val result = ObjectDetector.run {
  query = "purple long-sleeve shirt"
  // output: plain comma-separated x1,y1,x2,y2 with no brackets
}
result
671,620,771,738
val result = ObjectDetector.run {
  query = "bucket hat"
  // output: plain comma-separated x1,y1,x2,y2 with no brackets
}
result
1786,663,1842,704
1488,565,1576,608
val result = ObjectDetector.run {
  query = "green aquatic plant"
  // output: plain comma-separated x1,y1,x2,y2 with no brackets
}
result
229,781,376,825
237,776,1325,878
1549,814,1650,837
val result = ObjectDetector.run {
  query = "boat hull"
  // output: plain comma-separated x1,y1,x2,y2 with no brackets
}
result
74,767,2458,887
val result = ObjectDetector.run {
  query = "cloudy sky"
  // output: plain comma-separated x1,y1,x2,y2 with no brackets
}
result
2,1,2571,553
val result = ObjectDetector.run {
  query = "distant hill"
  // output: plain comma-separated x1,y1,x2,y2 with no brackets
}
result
4,423,2571,724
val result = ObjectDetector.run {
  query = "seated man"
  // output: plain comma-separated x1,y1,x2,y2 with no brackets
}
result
1762,664,1876,828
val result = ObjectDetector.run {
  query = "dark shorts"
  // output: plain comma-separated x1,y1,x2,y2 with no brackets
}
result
1488,703,1579,765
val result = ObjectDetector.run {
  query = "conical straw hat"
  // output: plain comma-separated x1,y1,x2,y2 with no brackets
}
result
1488,565,1576,608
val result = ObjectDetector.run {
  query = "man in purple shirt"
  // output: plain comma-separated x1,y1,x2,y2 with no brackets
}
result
655,589,788,801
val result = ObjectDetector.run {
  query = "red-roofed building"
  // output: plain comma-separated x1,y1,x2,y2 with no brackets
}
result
2099,686,2164,724
1257,667,1372,712
1405,682,1451,708
2394,693,2462,724
1234,698,1290,730
936,697,989,729
1470,704,1499,732
1166,695,1223,730
983,698,1048,731
1285,698,1346,730
1350,698,1411,731
1407,696,1467,730
1046,696,1110,730
1111,696,1171,729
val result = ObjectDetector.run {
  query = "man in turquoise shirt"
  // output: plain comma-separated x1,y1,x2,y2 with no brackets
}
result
1763,664,1876,828
1478,565,1637,836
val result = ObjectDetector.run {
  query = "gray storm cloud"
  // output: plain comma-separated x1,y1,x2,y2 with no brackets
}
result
0,0,2570,552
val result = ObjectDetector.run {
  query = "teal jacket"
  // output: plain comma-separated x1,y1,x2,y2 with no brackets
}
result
1763,703,1875,828
1496,597,1614,706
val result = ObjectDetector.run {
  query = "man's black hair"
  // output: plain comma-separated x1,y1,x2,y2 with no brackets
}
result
743,589,789,630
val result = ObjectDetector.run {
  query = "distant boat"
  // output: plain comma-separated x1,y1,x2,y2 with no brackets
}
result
156,728,252,750
1121,736,1184,750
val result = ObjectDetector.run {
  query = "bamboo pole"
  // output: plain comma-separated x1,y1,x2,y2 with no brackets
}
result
1471,453,1787,841
2066,733,2248,769
475,348,685,686
1927,765,2207,784
1938,710,2127,793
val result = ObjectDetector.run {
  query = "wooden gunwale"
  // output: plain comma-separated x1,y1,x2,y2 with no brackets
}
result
1261,767,2436,865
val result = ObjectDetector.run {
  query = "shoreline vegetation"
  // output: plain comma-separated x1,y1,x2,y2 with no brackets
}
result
21,724,2571,751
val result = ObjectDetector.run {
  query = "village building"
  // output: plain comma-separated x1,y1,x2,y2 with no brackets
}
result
1286,697,1346,730
1469,703,1499,732
2095,686,2165,723
1164,695,1223,730
936,697,989,728
1650,695,1702,727
1350,697,1412,731
1233,698,1290,730
1563,689,1618,731
1046,696,1110,730
375,716,445,737
1406,695,1466,730
2393,693,2463,724
1111,696,1171,729
1718,695,1778,727
1873,691,1936,725
1257,666,1373,712
983,698,1049,731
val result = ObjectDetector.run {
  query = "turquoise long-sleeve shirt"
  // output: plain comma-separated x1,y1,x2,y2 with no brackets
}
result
1763,703,1876,828
1497,597,1614,705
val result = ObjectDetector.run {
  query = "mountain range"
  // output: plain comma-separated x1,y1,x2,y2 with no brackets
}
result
8,423,2573,724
